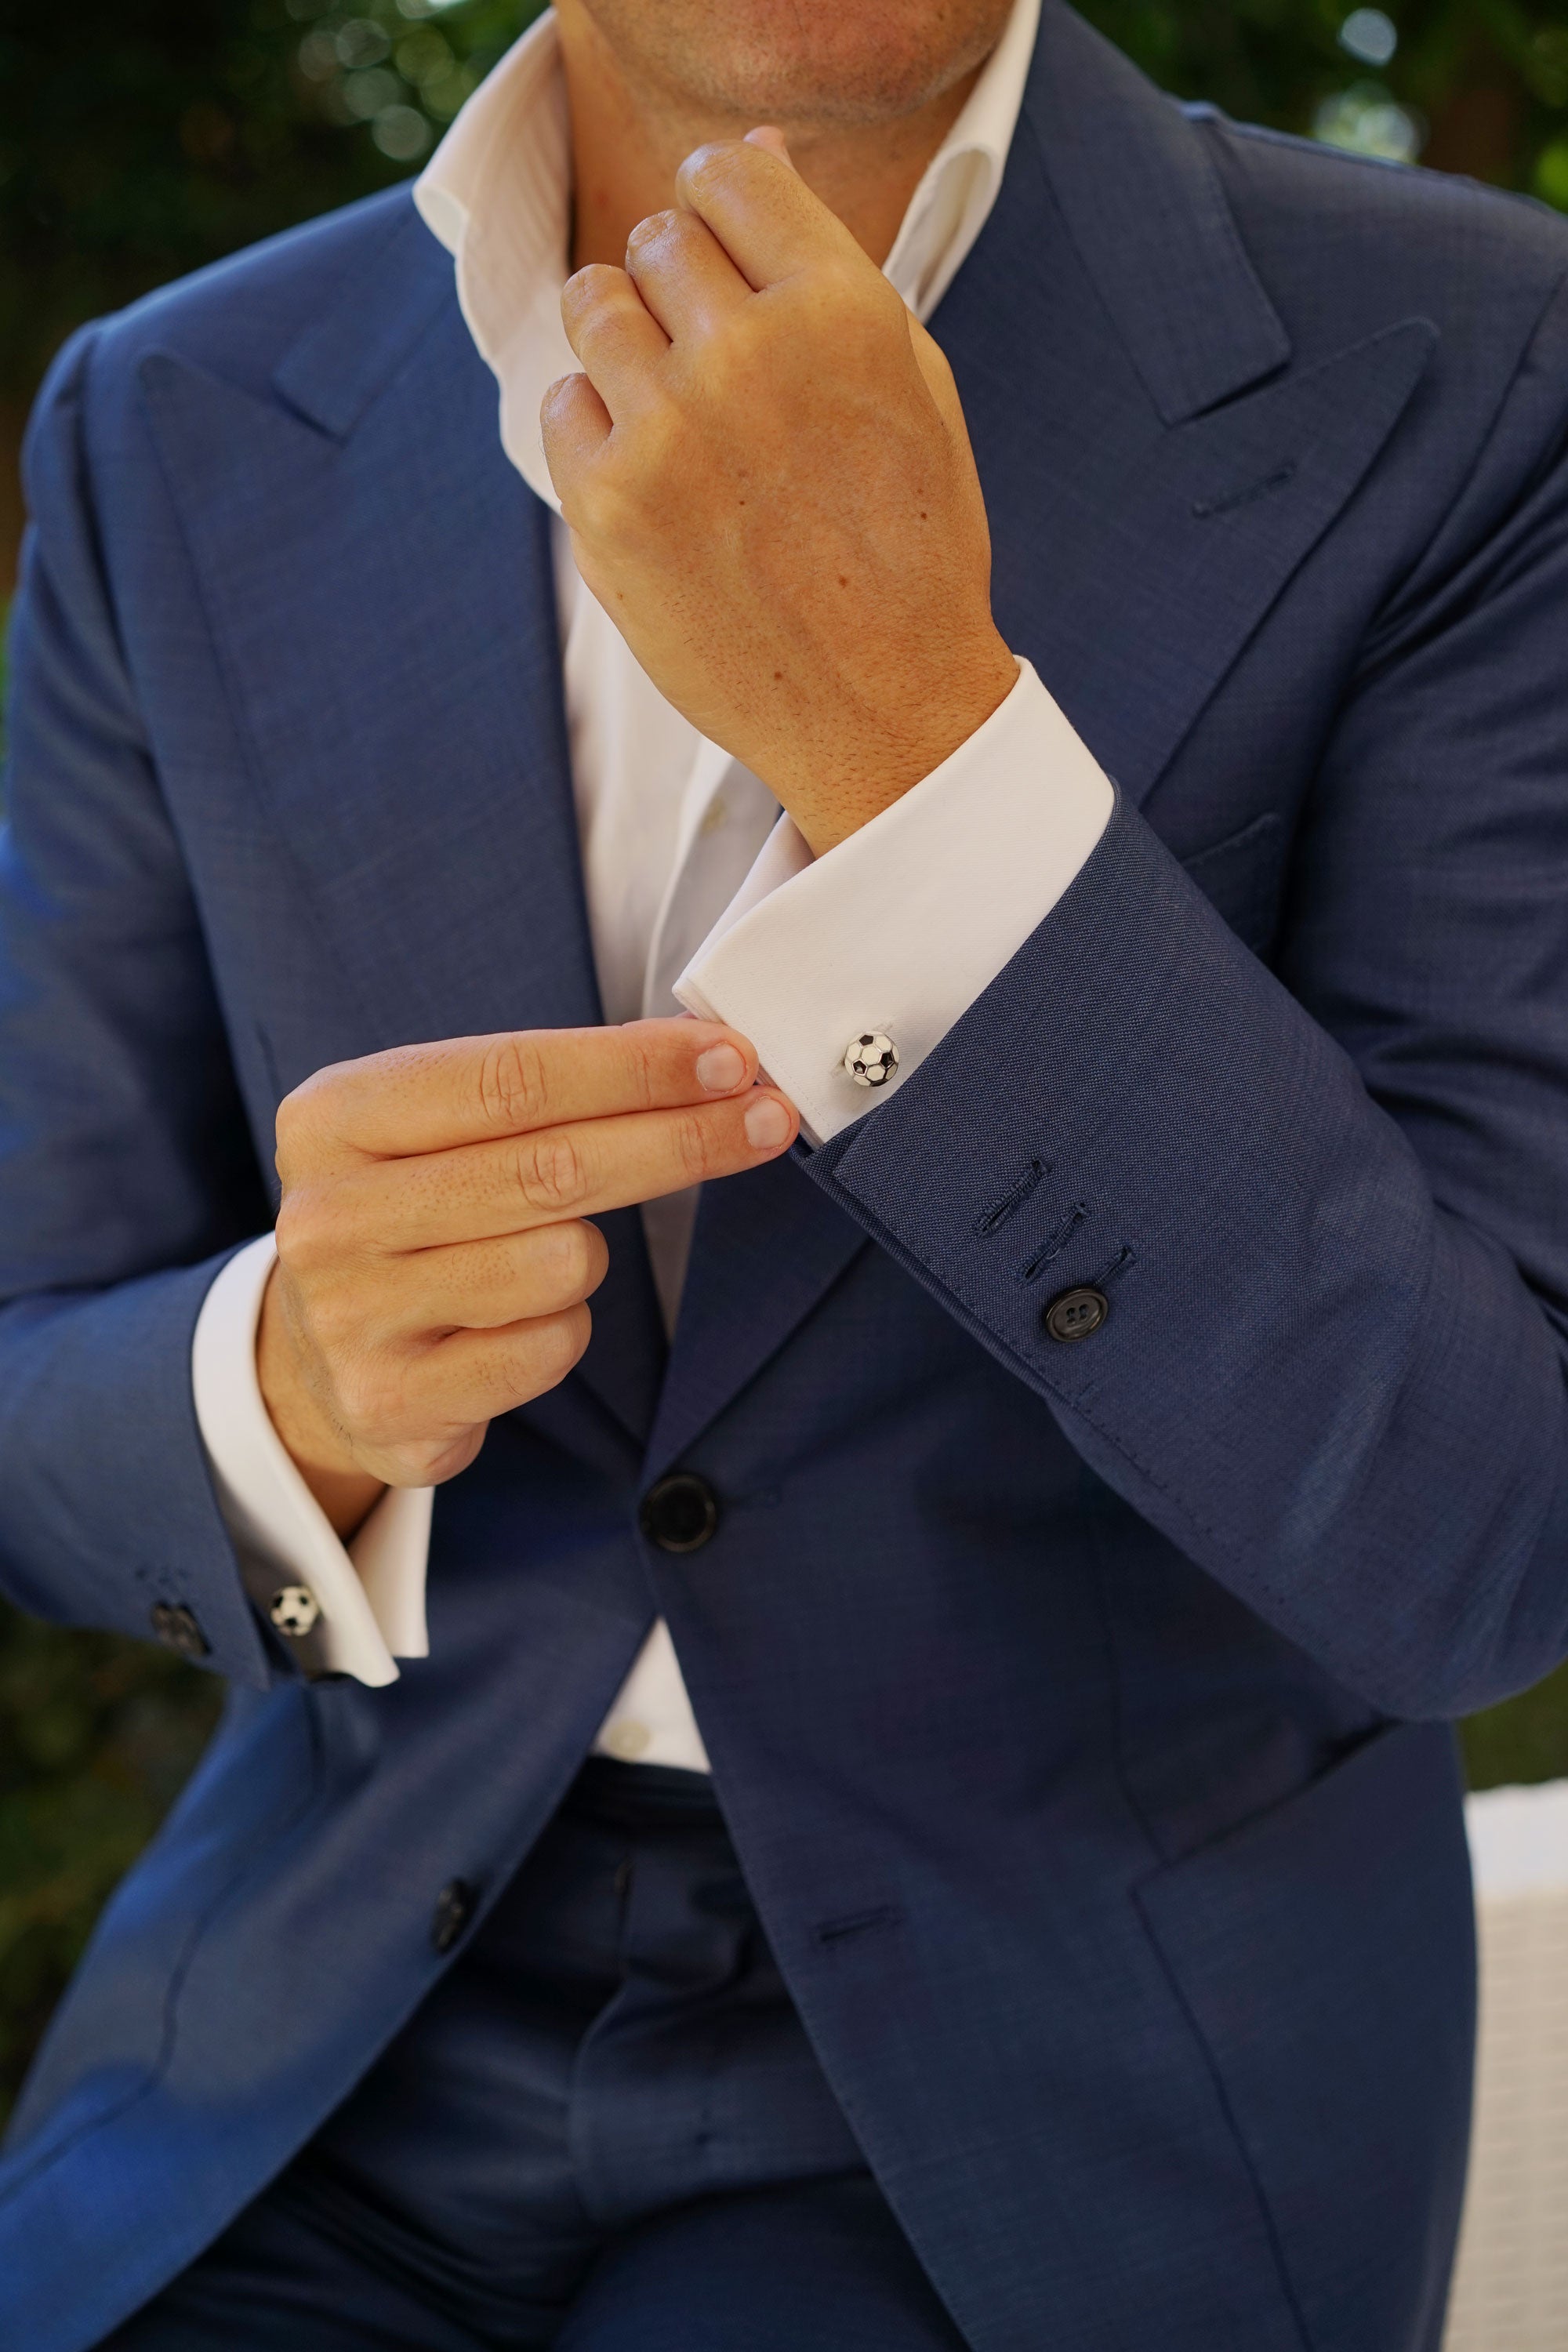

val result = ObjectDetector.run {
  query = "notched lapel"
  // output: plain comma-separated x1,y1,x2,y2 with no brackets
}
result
140,296,666,1446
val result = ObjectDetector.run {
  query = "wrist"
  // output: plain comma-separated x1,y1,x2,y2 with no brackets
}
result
786,633,1019,856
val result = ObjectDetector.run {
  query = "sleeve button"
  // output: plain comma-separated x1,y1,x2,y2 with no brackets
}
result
431,1879,476,1954
150,1602,210,1659
843,1033,899,1088
1044,1286,1109,1344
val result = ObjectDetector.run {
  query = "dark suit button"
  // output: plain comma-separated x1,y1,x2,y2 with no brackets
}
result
1044,1286,1109,1344
431,1879,475,1954
150,1602,209,1659
639,1472,720,1554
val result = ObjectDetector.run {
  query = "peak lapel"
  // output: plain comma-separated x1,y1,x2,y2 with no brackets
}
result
648,2,1437,1468
644,1159,867,1482
936,3,1436,808
140,234,665,1445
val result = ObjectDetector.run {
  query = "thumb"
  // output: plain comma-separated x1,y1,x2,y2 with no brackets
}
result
743,125,797,172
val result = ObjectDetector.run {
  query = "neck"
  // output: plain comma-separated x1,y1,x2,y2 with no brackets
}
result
555,0,985,273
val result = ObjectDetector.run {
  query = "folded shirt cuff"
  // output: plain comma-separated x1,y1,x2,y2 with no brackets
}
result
673,659,1115,1144
191,1232,433,1685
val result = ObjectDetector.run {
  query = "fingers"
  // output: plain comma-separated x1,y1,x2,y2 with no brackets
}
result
560,262,669,417
541,371,612,494
675,136,866,292
278,1019,760,1176
323,1084,799,1253
625,208,750,343
391,1219,610,1337
396,1306,595,1437
742,125,796,169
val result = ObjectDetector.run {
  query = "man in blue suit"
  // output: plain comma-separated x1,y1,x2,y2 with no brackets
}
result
4,0,1568,2338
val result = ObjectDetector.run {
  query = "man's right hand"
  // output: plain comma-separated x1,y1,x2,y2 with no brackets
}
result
257,1020,797,1536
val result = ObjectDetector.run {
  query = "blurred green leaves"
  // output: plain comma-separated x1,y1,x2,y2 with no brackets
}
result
0,0,543,404
0,1603,220,2113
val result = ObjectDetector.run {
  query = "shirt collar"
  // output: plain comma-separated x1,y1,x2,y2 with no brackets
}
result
415,0,1040,511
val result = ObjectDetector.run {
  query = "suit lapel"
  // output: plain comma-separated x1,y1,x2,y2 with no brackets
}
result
939,5,1436,808
651,2,1436,1468
140,237,665,1444
644,1160,866,1480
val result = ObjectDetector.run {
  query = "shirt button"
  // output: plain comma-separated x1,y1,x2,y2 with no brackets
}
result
150,1602,209,1659
603,1719,652,1762
431,1879,475,1954
268,1585,321,1638
639,1472,720,1554
843,1032,899,1088
1044,1286,1109,1344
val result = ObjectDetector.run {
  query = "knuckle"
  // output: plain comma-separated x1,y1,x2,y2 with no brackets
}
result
274,1075,325,1176
503,1306,590,1403
547,1219,595,1297
335,1356,402,1442
572,467,637,545
548,1303,593,1374
626,207,681,260
517,1131,586,1214
683,141,742,197
480,1034,550,1133
673,1108,715,1183
563,260,622,310
274,1186,330,1276
624,1030,659,1113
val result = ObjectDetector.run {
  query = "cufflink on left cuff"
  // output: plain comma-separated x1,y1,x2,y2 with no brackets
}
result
269,1584,321,1637
843,1033,899,1089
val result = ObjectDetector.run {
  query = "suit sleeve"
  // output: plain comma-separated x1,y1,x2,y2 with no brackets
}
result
0,326,277,1687
794,285,1568,1722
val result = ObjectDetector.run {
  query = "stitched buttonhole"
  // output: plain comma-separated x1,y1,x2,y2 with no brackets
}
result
816,1904,903,1948
975,1157,1048,1238
1192,460,1296,521
1087,1243,1136,1288
1020,1202,1090,1283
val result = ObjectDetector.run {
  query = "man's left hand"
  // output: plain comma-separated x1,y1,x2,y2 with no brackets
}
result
542,132,1019,857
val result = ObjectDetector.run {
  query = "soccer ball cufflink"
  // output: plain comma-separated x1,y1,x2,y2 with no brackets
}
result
843,1033,899,1088
269,1584,321,1638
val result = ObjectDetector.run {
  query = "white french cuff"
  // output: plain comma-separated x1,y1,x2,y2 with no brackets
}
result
191,1233,433,1686
673,659,1115,1145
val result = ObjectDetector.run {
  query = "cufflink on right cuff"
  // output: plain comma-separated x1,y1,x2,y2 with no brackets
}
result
843,1033,899,1088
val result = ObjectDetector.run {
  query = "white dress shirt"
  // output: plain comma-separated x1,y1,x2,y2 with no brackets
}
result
192,0,1112,1766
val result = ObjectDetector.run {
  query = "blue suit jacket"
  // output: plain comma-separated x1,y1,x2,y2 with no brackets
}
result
5,9,1568,2346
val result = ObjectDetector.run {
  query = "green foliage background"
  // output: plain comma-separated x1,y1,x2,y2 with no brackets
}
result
2,0,1568,2122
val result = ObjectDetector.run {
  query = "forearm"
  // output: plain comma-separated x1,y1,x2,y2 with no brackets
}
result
791,796,1568,1717
0,1251,273,1686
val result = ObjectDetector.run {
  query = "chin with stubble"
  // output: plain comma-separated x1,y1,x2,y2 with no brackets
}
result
570,0,1015,130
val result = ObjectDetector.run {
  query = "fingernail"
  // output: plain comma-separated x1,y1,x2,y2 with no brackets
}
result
696,1043,746,1094
745,125,795,170
745,1096,791,1150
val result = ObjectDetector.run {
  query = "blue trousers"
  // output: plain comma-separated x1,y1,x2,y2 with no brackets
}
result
102,1761,970,2350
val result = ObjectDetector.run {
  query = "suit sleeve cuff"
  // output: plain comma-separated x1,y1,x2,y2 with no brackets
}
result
673,659,1114,1143
191,1233,432,1685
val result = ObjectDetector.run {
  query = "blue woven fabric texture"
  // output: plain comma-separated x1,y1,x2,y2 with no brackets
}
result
1,2,1565,2345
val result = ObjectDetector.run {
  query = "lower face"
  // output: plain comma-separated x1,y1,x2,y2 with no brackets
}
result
570,0,1018,127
